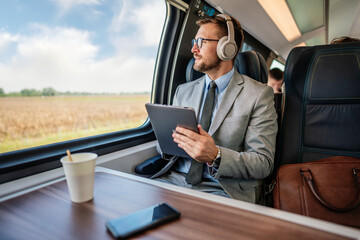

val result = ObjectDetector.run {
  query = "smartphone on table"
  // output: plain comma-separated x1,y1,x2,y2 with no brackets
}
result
106,202,180,239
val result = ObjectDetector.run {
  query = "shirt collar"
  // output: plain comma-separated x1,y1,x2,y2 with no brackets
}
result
205,67,234,92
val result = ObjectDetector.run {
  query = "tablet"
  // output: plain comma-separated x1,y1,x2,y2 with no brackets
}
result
145,103,198,158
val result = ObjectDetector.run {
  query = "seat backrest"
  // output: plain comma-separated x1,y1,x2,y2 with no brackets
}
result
185,50,268,83
235,51,268,84
276,42,360,168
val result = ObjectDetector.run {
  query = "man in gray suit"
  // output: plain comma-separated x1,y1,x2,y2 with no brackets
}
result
154,14,277,204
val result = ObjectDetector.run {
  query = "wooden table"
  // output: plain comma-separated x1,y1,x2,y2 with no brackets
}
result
0,170,357,240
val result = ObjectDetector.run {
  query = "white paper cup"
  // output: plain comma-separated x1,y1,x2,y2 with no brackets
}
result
60,152,97,203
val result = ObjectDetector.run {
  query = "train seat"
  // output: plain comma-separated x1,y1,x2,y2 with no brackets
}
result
275,42,360,169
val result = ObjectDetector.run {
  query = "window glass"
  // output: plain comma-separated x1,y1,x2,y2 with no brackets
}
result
0,0,166,154
241,42,253,52
270,60,285,71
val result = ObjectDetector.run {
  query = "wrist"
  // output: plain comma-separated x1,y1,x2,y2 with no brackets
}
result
207,147,221,167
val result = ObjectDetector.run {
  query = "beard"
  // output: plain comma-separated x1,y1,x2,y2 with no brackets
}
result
193,54,221,73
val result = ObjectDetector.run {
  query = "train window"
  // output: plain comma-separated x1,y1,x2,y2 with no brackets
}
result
270,60,285,71
241,42,253,52
0,0,166,154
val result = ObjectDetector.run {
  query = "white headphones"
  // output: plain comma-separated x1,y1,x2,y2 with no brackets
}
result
216,14,238,61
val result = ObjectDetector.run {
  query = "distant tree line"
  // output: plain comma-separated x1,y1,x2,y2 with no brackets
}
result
0,87,149,97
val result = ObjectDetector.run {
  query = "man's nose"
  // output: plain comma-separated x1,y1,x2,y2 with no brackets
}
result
191,43,199,53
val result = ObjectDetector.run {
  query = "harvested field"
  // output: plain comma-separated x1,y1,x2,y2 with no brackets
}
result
0,95,150,153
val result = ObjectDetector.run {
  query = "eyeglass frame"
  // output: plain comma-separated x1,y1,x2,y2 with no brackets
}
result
191,38,219,49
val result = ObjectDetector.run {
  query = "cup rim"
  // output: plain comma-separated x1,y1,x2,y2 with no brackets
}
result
60,152,98,164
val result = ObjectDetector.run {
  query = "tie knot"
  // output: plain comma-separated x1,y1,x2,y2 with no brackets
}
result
209,81,217,89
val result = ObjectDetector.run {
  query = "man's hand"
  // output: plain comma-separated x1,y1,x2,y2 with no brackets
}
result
172,124,218,163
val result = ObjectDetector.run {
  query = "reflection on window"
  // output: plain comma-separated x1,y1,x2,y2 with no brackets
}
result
241,42,253,52
0,0,166,154
270,60,285,71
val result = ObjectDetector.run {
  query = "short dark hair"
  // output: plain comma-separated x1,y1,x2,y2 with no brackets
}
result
196,15,244,58
330,36,360,44
269,68,283,81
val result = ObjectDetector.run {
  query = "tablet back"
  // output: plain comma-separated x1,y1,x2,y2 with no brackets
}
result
145,103,198,158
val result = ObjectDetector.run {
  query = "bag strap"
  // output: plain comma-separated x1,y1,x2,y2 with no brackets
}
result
300,168,360,212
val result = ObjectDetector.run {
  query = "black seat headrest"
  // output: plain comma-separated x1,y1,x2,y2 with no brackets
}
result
285,42,360,105
235,51,268,83
185,51,268,83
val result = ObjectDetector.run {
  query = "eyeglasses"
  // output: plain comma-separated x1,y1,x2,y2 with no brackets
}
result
191,38,219,49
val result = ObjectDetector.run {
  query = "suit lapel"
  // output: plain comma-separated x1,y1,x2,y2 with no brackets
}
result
191,77,206,120
208,72,244,136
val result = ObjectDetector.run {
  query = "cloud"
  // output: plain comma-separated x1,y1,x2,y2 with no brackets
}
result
108,0,128,33
51,0,101,15
0,25,154,93
109,0,165,50
130,1,165,46
0,32,19,54
17,24,98,62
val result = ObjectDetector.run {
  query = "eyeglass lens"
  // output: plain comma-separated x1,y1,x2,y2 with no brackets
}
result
192,38,202,49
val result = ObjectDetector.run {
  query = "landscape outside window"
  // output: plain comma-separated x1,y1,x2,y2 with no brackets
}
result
0,0,166,154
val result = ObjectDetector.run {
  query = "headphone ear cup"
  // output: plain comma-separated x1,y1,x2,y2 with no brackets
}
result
217,36,228,60
217,36,238,61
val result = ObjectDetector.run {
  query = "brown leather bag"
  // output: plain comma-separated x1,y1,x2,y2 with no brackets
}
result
273,156,360,228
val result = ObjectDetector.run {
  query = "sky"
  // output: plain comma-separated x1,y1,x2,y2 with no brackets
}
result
0,0,165,93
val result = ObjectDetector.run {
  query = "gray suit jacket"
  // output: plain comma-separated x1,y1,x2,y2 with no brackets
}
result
157,71,277,203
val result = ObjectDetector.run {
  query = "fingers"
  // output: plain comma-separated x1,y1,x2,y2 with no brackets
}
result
173,126,211,148
172,127,198,151
172,131,196,158
175,125,209,137
175,126,198,139
172,127,198,148
173,131,191,143
173,126,217,162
